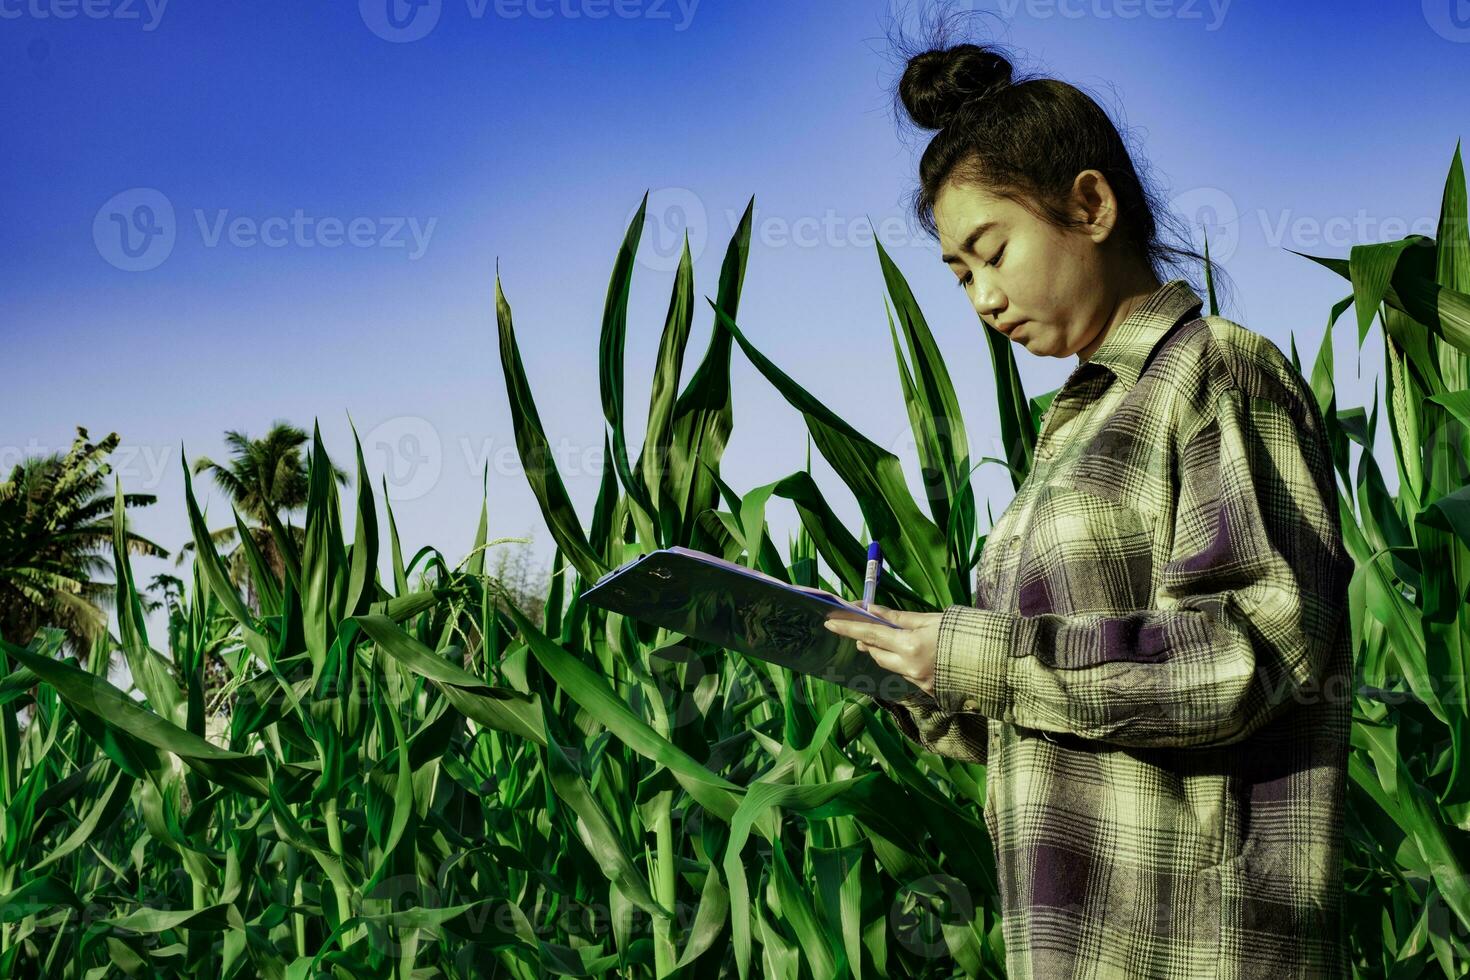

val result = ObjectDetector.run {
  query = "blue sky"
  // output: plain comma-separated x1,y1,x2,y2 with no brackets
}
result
2,0,1467,653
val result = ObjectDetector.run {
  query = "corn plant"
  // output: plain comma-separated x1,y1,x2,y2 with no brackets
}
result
1283,143,1470,976
5,146,1470,976
0,192,1013,977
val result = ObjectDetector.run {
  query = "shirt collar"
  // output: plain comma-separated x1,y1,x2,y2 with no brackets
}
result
1080,279,1204,390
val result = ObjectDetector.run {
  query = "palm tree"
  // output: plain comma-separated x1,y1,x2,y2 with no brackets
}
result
177,421,348,613
142,572,185,615
0,427,168,656
142,571,232,704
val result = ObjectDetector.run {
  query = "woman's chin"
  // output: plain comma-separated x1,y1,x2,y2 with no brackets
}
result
1019,334,1062,357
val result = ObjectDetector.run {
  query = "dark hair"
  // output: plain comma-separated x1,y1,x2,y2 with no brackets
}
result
884,5,1231,308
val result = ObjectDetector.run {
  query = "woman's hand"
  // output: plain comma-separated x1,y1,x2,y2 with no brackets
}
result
823,604,943,698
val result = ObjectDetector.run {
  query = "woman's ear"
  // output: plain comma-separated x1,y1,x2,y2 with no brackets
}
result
1070,169,1119,243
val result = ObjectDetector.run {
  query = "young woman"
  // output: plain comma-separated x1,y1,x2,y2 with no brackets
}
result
823,34,1353,980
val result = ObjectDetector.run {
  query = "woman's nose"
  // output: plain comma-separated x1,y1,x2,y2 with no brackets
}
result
972,284,1005,324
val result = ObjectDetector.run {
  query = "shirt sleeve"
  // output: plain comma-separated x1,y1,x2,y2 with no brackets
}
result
928,383,1352,749
869,689,989,764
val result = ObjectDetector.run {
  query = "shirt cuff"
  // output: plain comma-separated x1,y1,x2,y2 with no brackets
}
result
875,688,934,708
933,604,1013,719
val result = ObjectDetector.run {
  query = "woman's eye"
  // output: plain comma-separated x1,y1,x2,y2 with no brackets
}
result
987,245,1006,267
955,270,972,289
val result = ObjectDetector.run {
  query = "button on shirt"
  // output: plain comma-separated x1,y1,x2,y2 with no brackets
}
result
873,279,1353,978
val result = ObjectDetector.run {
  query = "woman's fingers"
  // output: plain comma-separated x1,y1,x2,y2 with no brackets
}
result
830,608,937,697
868,604,924,630
823,618,889,647
827,619,914,663
867,604,906,627
829,615,926,687
857,642,910,678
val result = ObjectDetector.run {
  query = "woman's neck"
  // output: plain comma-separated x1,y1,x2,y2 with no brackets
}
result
1076,269,1164,364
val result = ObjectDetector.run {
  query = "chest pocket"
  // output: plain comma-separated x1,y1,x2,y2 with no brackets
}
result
1011,483,1155,625
974,479,1042,612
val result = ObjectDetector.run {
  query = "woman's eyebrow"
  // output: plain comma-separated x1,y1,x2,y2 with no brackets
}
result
941,221,998,263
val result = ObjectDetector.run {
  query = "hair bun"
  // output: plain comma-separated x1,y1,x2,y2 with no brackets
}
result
899,43,1014,130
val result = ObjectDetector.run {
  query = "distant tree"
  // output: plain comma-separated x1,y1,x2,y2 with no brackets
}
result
142,572,185,615
143,571,231,704
0,426,168,657
177,421,348,614
484,535,551,630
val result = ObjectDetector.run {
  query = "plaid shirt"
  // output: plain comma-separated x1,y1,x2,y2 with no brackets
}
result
874,279,1353,978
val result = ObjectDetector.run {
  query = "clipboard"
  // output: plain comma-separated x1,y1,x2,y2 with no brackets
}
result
578,546,923,700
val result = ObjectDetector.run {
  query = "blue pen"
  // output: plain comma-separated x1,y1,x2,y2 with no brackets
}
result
861,541,882,611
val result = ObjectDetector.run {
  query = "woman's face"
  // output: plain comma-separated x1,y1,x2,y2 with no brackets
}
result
934,170,1130,360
